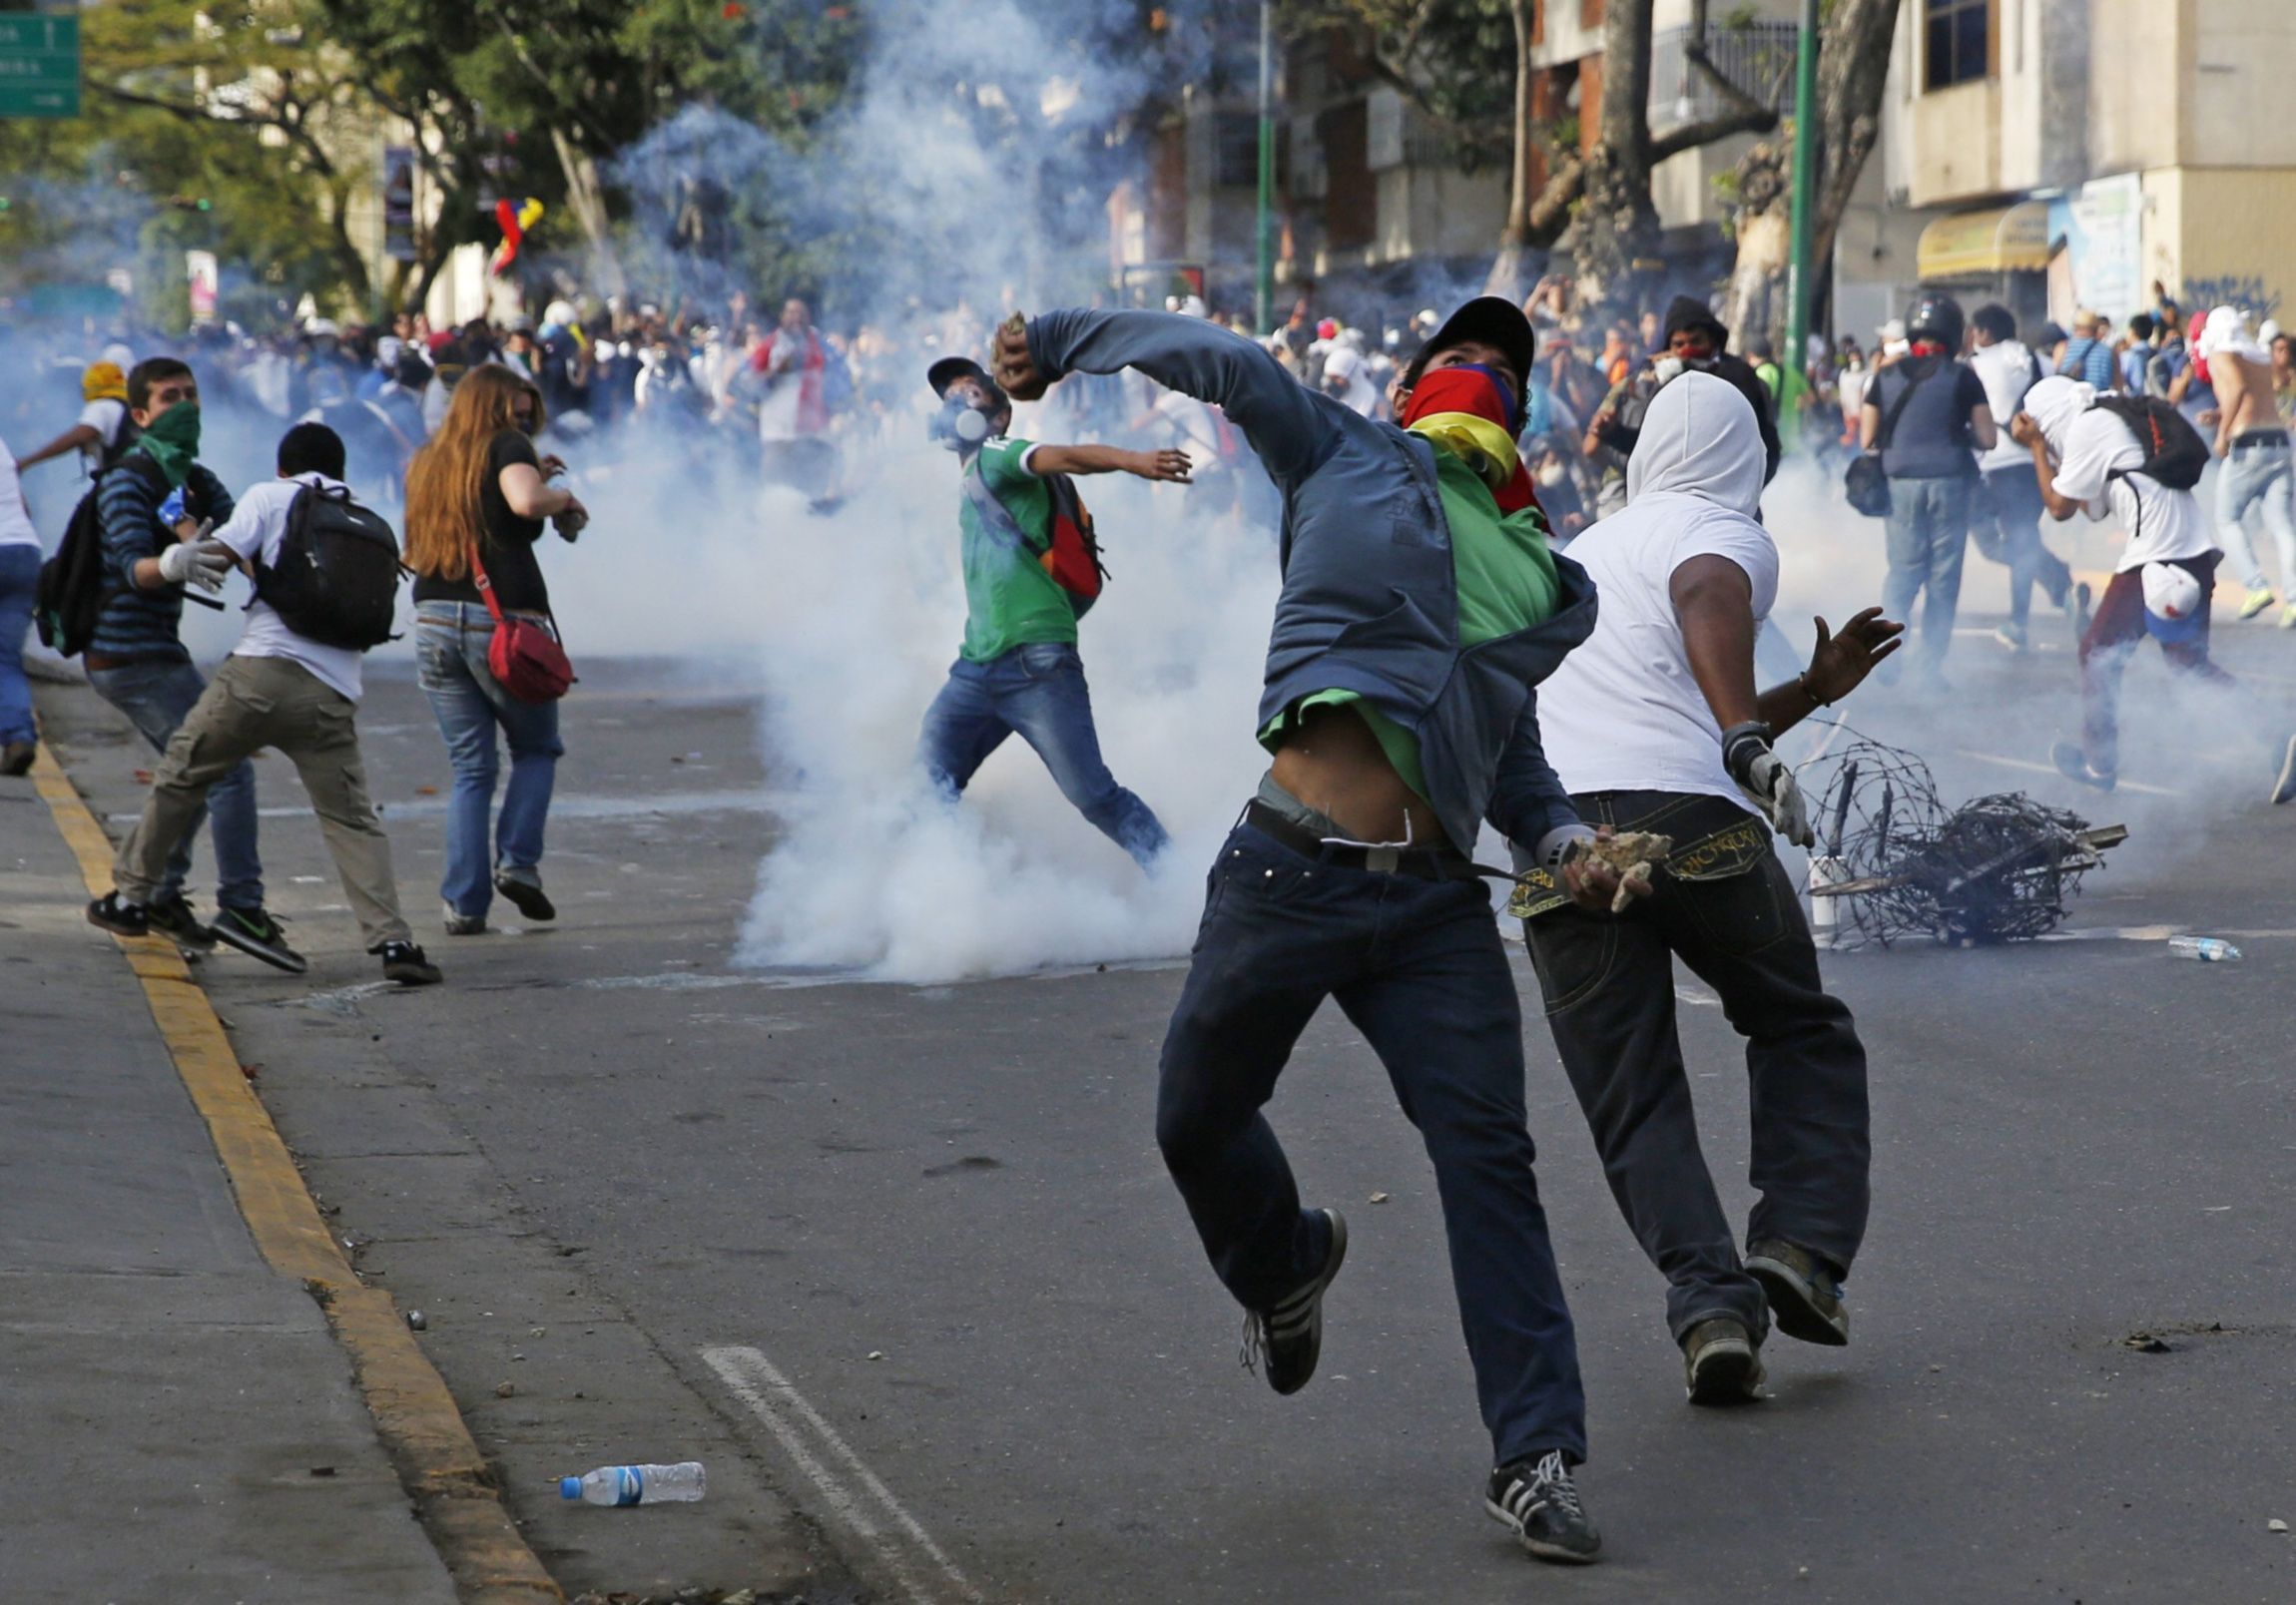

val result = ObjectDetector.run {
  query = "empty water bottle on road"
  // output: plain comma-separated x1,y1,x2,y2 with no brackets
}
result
2167,935,2242,962
559,1462,707,1505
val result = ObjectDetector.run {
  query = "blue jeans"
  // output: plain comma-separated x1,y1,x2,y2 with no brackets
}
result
2214,434,2296,595
1975,465,2072,631
415,602,565,918
917,642,1168,867
1158,822,1587,1466
1882,475,1974,677
85,657,264,912
0,543,38,747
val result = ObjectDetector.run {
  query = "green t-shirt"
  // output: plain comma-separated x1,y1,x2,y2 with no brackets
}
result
958,437,1078,663
1259,447,1560,799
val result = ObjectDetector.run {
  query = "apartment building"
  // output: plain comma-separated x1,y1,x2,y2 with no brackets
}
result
1872,0,2296,335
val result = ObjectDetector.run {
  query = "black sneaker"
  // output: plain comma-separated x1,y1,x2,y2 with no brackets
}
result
145,894,217,950
1746,1239,1850,1346
492,867,555,921
377,940,442,986
87,891,150,938
1239,1208,1347,1396
0,740,34,778
1485,1449,1601,1565
211,906,308,974
1682,1316,1765,1404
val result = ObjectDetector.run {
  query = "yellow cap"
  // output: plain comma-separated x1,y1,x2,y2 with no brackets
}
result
83,361,128,403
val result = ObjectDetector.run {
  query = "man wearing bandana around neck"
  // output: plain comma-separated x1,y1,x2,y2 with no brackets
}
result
83,357,270,957
995,298,1629,1567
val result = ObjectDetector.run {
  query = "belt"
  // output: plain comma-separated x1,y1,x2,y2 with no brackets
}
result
84,651,184,672
1242,800,1489,881
2232,428,2289,449
1506,810,1773,919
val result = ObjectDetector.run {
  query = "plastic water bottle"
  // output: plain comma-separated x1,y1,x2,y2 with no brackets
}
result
559,1462,706,1505
2167,935,2242,963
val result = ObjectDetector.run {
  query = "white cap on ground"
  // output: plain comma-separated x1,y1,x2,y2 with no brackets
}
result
2141,561,2202,622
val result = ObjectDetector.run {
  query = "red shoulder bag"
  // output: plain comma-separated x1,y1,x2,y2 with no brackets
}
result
468,538,575,703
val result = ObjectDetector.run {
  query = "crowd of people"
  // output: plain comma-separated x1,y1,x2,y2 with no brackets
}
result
1,259,2291,1570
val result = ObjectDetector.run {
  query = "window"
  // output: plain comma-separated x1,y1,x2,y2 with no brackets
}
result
1925,0,1989,90
1216,112,1261,190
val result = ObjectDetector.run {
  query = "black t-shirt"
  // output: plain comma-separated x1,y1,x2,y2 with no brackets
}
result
412,430,553,613
1871,355,1991,479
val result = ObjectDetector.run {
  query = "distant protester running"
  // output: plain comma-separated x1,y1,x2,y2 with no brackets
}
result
403,365,591,935
915,354,1183,868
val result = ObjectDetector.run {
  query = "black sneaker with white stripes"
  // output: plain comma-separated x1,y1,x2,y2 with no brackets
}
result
1239,1208,1347,1396
1485,1449,1601,1564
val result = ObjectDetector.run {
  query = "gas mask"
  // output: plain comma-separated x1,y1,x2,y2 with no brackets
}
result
930,396,995,452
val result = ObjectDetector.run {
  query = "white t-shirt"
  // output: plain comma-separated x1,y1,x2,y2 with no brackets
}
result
1539,495,1780,806
0,440,39,550
1968,340,2040,472
208,473,368,701
77,397,128,472
2050,408,2216,572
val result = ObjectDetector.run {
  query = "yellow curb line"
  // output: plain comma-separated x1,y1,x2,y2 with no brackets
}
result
30,739,561,1604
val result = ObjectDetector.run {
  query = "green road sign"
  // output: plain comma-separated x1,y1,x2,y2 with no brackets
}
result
0,14,80,120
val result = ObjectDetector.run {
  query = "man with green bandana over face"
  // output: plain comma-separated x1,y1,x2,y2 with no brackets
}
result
80,358,287,967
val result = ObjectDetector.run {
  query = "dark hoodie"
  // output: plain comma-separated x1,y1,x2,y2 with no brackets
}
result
1595,295,1783,484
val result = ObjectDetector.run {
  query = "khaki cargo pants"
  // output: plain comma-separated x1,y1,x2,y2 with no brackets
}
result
115,654,412,949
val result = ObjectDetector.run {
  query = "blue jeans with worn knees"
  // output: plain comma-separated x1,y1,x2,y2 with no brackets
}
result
415,603,564,919
1882,476,1973,676
1158,823,1588,1467
917,642,1169,867
85,658,263,911
0,544,39,747
2214,437,2296,595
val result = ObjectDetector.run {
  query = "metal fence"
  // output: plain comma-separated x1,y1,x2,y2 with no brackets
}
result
1647,21,1800,130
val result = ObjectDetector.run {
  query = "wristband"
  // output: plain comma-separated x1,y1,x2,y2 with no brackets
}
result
1533,822,1597,869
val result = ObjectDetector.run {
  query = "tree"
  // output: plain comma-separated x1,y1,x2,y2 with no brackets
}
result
1803,0,1902,336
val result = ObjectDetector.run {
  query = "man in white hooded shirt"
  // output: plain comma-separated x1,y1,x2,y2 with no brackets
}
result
1519,372,1902,1406
2196,305,2296,624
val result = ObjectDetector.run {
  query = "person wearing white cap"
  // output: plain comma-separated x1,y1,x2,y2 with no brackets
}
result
2007,375,2295,798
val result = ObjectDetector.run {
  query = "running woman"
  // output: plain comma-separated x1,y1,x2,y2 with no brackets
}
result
993,298,1628,1565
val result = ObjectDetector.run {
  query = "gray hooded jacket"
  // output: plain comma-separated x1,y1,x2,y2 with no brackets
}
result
1025,308,1593,853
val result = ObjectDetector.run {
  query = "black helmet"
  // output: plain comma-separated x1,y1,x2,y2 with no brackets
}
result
1906,291,1966,351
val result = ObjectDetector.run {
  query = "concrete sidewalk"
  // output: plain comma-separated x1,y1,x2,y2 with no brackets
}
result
0,760,460,1600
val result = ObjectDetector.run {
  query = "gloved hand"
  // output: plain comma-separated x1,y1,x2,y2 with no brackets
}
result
157,538,233,594
1722,721,1813,847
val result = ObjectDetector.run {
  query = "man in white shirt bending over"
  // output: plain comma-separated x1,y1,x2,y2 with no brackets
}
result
1519,372,1902,1407
2008,375,2291,799
85,422,445,986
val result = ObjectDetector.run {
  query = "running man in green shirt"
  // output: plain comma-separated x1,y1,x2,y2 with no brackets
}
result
916,355,1192,867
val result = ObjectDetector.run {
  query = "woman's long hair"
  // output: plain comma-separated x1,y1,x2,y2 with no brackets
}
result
402,364,545,580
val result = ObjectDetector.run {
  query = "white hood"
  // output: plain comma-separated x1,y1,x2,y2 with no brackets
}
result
1625,368,1764,517
2023,374,2094,451
2199,305,2268,366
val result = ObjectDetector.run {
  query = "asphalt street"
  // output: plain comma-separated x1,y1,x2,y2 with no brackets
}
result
36,612,2296,1604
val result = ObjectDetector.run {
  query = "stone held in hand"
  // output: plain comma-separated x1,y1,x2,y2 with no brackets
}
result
1584,830,1671,913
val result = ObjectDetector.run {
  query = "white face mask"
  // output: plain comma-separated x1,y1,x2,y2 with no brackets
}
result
1651,355,1685,386
1535,461,1568,486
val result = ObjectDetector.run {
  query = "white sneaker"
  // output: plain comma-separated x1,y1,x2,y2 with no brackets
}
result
443,901,487,936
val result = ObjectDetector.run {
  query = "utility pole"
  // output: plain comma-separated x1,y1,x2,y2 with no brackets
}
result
1255,0,1276,335
1784,0,1819,373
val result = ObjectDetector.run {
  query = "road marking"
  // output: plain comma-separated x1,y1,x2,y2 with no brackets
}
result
702,1345,981,1605
1946,749,2184,797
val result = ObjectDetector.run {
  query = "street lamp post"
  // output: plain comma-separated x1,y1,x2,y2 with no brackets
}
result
1785,0,1820,373
1255,0,1276,335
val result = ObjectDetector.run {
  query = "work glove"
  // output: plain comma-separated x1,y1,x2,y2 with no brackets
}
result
157,538,233,594
1722,721,1814,848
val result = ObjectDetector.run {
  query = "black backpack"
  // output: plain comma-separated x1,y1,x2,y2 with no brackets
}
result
254,482,404,651
36,454,167,658
2091,395,2209,490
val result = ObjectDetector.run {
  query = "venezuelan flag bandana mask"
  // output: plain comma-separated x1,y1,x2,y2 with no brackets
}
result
1402,364,1539,514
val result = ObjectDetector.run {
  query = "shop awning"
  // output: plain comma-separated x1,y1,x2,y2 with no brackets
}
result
1916,201,2051,280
